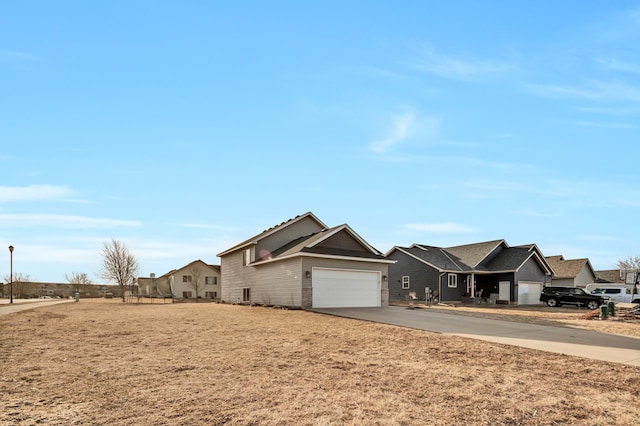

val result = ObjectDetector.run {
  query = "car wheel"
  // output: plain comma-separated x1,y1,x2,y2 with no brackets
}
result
546,298,558,307
587,300,600,310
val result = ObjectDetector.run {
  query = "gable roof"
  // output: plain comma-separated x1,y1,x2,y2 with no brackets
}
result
545,255,595,279
388,240,553,275
217,212,327,257
483,246,547,273
254,224,390,265
595,269,625,283
443,239,507,268
409,245,473,271
157,259,220,279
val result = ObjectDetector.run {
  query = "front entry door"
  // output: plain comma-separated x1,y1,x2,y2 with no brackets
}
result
499,281,510,302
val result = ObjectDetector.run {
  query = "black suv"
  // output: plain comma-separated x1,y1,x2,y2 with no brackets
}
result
539,286,608,310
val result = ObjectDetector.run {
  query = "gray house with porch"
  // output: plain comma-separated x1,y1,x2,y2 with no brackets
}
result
385,240,554,305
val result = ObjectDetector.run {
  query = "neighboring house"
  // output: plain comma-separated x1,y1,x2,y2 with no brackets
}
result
138,260,221,300
594,269,626,284
1,281,116,299
385,240,554,305
545,255,597,288
217,212,393,308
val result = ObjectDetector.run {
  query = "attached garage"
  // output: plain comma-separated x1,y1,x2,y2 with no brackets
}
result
312,267,381,308
517,281,543,305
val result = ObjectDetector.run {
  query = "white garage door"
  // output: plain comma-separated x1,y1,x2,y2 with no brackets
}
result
312,268,381,308
518,281,543,305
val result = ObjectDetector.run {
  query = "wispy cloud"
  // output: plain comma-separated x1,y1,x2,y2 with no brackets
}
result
0,49,39,63
576,106,639,115
370,111,416,153
180,223,241,232
595,57,640,74
514,208,562,218
406,222,476,233
558,120,636,129
0,214,141,228
577,234,623,242
0,184,76,202
528,80,640,101
413,46,512,80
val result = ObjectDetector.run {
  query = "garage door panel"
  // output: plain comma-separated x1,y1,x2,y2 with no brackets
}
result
518,282,542,305
312,268,380,308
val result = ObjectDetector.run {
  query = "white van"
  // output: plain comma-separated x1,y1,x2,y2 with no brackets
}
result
588,286,640,304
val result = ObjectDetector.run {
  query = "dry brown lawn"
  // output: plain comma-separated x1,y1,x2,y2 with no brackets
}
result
1,300,639,425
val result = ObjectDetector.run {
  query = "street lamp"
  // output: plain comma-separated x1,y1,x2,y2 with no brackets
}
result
8,245,14,304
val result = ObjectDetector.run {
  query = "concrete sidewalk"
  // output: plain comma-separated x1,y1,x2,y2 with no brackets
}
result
313,306,640,367
0,298,73,315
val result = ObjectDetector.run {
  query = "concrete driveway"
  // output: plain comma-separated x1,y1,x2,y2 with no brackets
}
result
313,306,640,367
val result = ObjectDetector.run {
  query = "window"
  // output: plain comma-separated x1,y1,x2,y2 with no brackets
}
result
448,274,458,288
205,291,217,299
182,291,193,298
182,275,192,283
242,287,251,302
402,276,410,289
205,276,217,285
243,249,251,266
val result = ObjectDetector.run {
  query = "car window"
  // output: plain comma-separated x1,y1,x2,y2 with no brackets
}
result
604,289,621,294
574,288,586,295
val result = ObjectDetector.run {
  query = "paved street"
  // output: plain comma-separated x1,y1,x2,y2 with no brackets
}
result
313,306,640,367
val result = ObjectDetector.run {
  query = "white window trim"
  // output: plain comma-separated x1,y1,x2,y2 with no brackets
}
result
402,276,410,289
448,273,458,288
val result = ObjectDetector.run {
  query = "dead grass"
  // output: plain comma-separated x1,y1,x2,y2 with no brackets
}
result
1,300,639,425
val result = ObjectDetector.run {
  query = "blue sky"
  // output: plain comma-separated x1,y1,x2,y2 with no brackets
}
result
2,1,640,283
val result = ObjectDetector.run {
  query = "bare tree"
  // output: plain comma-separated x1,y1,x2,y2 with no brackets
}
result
65,271,93,293
99,239,139,302
188,263,204,302
3,273,31,299
617,255,640,270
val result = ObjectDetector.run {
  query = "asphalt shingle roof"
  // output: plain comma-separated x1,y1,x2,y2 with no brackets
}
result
545,255,592,279
443,240,506,268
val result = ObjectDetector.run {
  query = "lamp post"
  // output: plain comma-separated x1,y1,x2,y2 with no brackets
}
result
8,245,14,304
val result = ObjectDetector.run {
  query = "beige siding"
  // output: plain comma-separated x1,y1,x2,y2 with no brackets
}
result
221,250,249,303
221,253,303,306
170,261,221,299
552,278,576,287
222,253,390,308
574,265,596,288
255,216,324,259
301,257,389,308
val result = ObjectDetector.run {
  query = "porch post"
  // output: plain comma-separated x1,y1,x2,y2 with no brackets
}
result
470,273,475,298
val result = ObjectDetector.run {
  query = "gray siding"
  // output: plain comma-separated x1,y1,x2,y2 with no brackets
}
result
514,257,548,303
387,250,441,302
317,232,366,251
439,273,467,302
515,257,547,283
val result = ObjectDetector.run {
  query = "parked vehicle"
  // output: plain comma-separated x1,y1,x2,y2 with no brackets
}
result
539,286,608,310
589,286,640,304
